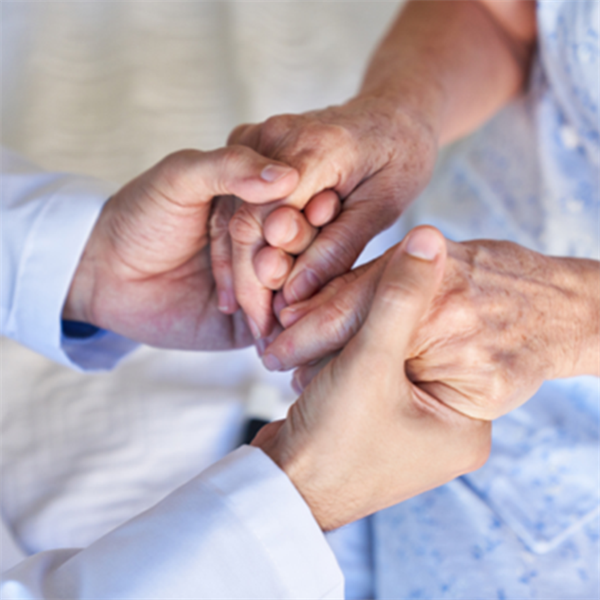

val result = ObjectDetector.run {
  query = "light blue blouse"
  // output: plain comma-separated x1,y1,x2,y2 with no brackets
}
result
373,1,600,597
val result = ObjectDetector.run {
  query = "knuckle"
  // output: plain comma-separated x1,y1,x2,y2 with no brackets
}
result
377,278,422,312
228,123,253,145
323,123,355,147
162,148,202,168
323,272,354,296
261,114,296,141
321,125,360,171
298,123,354,160
484,368,514,417
318,297,361,346
218,145,249,173
154,149,203,190
210,213,229,240
311,229,361,281
210,254,231,272
228,205,263,245
260,116,355,164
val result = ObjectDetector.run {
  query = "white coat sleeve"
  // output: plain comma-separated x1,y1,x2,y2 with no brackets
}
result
1,147,138,371
0,446,344,599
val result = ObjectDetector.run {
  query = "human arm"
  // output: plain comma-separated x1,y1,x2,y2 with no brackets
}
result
261,227,600,422
360,0,537,147
0,147,136,370
253,228,491,530
0,229,487,597
1,446,343,599
217,0,538,337
1,146,298,369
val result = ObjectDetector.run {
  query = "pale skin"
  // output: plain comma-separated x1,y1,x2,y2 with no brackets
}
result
63,0,598,532
253,228,492,531
258,227,599,526
64,156,491,533
212,0,538,339
63,146,300,351
224,0,599,413
228,0,598,525
261,228,600,422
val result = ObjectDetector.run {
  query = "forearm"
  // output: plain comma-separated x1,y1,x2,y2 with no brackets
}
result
357,0,537,145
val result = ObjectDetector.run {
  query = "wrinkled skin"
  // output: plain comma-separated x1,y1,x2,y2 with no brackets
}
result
263,230,600,421
211,97,438,339
253,228,491,530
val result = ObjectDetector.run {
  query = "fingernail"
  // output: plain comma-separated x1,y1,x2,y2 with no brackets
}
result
287,269,320,303
280,219,299,244
218,289,235,314
263,353,283,371
272,253,290,281
279,305,303,328
261,164,292,183
291,373,304,395
405,228,442,261
247,316,262,340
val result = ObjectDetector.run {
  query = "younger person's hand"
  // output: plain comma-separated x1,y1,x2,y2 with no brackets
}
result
253,227,491,530
64,147,299,351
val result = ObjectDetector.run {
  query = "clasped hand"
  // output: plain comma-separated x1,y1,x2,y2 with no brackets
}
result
211,105,596,531
64,147,299,351
63,143,490,532
65,129,598,532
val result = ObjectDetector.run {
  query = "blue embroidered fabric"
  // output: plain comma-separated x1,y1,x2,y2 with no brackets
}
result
374,2,600,597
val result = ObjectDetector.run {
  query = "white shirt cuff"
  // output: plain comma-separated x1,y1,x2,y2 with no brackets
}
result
9,177,138,370
2,446,344,599
201,445,345,598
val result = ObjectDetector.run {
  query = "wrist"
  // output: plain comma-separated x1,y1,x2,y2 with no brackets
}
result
270,452,340,532
342,91,440,196
551,257,600,378
62,210,107,326
252,425,340,531
355,77,445,148
255,431,362,532
62,247,96,324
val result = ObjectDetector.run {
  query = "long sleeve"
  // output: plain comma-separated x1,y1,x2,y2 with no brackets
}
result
1,446,344,599
1,147,138,370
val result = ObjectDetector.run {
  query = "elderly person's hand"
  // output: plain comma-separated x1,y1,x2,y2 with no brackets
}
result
211,0,537,342
211,95,437,340
262,226,600,422
63,148,298,350
252,227,491,530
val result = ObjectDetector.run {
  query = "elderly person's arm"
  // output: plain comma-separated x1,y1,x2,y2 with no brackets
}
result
213,0,537,339
358,0,536,146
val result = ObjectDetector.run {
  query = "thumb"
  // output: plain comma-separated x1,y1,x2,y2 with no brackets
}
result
358,226,446,361
150,147,299,207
